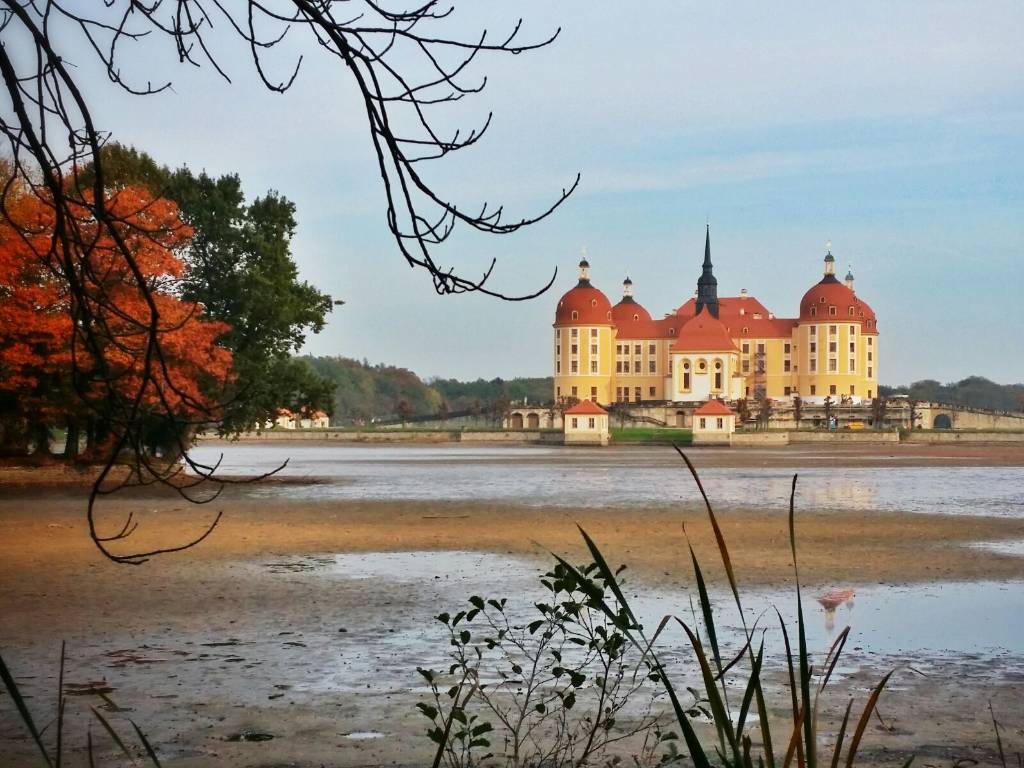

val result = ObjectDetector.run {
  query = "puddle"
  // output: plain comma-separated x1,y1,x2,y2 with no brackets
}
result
343,731,385,740
225,731,274,742
965,540,1024,557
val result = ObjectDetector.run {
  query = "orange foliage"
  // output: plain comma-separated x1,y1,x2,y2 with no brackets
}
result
0,185,232,423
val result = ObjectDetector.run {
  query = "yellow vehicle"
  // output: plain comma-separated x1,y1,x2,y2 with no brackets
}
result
844,421,866,430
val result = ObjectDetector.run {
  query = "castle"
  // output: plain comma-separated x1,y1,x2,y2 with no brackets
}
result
552,227,879,406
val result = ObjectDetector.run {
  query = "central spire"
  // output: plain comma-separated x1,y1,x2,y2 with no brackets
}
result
695,223,719,318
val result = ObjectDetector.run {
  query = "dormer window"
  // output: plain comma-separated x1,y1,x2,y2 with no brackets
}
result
848,307,855,316
752,313,762,320
571,310,578,321
633,313,639,322
591,299,597,307
669,328,675,335
829,306,837,316
810,306,817,317
742,326,749,334
819,297,826,303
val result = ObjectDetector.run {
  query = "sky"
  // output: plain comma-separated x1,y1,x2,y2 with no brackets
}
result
32,1,1024,384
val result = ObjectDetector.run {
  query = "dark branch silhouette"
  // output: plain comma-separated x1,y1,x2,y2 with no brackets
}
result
0,1,577,563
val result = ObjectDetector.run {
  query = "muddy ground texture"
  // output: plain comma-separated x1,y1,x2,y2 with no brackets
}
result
1,444,1023,767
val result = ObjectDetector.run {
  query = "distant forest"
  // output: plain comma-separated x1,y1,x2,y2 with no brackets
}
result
880,377,1024,412
299,356,553,424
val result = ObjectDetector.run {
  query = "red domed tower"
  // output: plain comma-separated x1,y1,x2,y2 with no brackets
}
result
795,245,879,402
553,252,614,404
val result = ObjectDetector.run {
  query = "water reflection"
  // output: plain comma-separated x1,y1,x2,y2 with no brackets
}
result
188,443,1024,518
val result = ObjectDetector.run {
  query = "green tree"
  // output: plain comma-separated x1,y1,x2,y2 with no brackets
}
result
83,144,335,432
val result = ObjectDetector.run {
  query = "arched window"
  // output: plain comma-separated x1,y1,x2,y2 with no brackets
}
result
633,313,639,321
819,296,826,303
829,306,837,316
742,326,749,333
682,361,691,390
810,306,817,317
669,328,675,335
571,310,578,321
591,299,597,307
848,306,855,316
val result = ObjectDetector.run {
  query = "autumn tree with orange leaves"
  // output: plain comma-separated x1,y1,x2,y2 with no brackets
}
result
0,182,232,460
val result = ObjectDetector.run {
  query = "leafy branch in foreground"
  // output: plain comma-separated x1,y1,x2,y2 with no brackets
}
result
0,643,162,767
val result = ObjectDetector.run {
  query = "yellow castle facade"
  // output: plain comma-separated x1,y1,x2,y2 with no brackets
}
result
552,228,879,406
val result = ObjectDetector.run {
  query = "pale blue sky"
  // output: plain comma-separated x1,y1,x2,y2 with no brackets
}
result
48,1,1024,383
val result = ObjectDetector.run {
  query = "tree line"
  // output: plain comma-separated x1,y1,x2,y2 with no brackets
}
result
880,377,1024,413
299,356,553,425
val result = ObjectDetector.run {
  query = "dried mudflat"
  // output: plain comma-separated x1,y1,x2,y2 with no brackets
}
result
1,444,1023,766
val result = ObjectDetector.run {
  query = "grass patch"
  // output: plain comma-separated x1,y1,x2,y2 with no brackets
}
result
611,427,693,445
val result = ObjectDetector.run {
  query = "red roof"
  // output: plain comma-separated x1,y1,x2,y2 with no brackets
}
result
565,400,608,415
694,399,735,416
798,277,877,332
554,282,613,326
671,308,738,352
612,298,660,338
676,296,797,339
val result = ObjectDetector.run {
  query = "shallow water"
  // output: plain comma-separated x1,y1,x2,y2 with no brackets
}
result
189,443,1024,517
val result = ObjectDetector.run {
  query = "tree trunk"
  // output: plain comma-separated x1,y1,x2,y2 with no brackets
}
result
65,418,81,461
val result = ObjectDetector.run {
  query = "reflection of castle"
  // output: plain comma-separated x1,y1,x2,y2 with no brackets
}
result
552,228,879,406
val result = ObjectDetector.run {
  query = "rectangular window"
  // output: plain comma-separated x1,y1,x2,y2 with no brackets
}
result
683,372,691,390
784,386,792,396
757,343,765,355
849,325,856,335
649,360,656,373
810,326,817,337
849,342,855,353
868,337,873,346
810,385,817,395
850,385,856,395
742,343,749,354
829,325,837,335
742,360,750,373
571,328,578,338
590,387,597,400
616,344,622,354
829,359,837,372
571,361,578,373
634,344,641,355
588,417,595,429
571,418,578,428
648,344,656,355
717,417,724,429
810,342,817,353
634,387,641,401
590,344,598,355
829,341,837,353
699,418,707,429
868,366,873,378
615,387,622,401
571,344,578,355
571,386,578,398
649,386,656,397
634,361,642,373
616,361,622,373
557,386,561,398
714,372,722,389
590,328,598,338
868,389,873,398
868,351,873,361
830,384,837,395
849,359,856,372
784,343,791,354
784,360,791,372
556,345,561,355
556,361,561,373
590,360,598,374
810,359,817,373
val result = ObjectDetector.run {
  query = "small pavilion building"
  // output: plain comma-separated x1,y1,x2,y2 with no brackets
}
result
563,400,610,446
692,399,737,444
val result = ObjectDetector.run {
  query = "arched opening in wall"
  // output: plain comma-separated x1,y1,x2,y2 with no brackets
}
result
933,414,953,429
676,411,687,428
526,413,540,429
510,413,524,430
